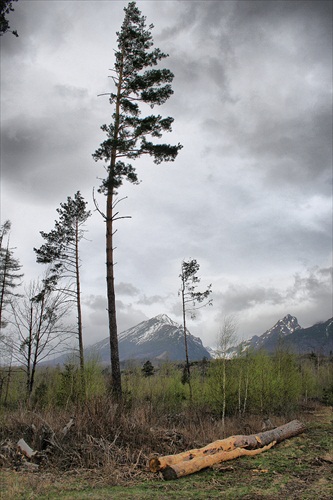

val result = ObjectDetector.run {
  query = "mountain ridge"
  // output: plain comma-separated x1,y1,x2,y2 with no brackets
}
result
225,314,333,357
46,313,333,366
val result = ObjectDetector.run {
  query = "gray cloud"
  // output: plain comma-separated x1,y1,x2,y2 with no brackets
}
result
212,265,332,328
1,0,331,348
115,282,140,296
137,294,166,306
222,285,285,312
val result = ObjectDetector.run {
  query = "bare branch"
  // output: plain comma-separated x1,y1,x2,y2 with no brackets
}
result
92,188,106,220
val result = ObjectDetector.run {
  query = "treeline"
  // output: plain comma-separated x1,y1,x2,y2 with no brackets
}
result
1,350,332,418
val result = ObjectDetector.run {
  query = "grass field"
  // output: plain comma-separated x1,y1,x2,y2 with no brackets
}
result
1,405,332,499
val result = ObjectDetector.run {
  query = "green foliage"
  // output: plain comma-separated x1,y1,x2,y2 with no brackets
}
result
0,220,23,329
93,1,182,195
181,364,190,385
56,363,83,407
34,192,91,380
0,0,18,37
1,349,332,417
180,259,212,317
34,191,91,288
141,360,154,377
322,383,333,405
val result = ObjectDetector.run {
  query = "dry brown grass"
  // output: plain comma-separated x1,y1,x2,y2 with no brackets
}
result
0,396,297,475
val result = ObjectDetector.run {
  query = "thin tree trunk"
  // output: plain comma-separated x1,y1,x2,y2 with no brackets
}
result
222,357,226,429
0,244,9,327
75,218,85,396
181,277,192,400
243,368,249,416
26,301,33,400
29,294,45,399
4,361,12,405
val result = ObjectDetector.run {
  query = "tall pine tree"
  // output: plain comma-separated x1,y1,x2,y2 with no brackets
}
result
93,1,182,398
34,192,91,384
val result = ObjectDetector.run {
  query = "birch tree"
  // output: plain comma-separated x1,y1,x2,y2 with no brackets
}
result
216,315,238,428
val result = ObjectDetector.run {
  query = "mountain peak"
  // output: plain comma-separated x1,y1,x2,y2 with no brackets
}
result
224,315,333,357
276,314,301,333
154,314,178,326
113,314,210,362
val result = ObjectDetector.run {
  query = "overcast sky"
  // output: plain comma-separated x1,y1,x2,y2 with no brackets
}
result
1,0,332,349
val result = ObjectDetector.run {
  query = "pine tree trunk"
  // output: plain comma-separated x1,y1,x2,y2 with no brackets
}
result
181,279,192,400
0,245,9,327
106,190,122,400
75,218,85,395
104,48,125,401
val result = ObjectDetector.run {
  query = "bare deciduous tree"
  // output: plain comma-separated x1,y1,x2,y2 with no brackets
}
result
216,315,238,428
1,274,73,400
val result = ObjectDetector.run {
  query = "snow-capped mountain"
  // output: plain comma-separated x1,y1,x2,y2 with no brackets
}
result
87,314,211,363
227,315,333,356
239,314,301,353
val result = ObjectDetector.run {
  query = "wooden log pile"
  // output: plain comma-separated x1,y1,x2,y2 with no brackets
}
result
149,419,306,480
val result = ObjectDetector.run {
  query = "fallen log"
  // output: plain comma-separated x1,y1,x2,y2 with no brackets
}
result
162,441,276,480
149,419,305,479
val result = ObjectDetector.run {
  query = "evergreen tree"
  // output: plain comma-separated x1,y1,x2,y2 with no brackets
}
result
142,360,154,377
34,192,91,384
93,1,182,399
0,220,23,329
0,0,18,37
180,259,212,399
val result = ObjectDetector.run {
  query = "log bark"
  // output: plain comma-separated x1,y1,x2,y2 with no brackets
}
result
162,442,276,480
149,419,305,479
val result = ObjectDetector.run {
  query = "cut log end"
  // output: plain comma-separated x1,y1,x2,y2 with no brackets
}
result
149,456,161,472
161,465,178,481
